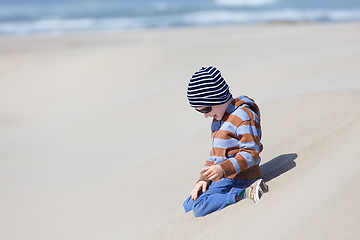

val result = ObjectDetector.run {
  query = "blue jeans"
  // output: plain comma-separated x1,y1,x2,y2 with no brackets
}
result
183,178,255,217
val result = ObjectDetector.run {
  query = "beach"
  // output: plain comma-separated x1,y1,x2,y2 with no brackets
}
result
0,22,360,239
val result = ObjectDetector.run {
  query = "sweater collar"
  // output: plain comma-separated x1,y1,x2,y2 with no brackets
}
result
226,95,256,113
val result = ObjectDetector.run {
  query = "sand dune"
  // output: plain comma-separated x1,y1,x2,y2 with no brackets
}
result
0,23,359,240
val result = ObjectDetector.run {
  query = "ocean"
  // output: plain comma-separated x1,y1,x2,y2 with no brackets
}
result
0,0,360,35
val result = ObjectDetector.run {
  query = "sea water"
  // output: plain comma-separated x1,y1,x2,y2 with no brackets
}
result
0,0,359,35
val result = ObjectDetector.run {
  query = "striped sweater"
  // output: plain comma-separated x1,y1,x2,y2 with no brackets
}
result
199,96,263,183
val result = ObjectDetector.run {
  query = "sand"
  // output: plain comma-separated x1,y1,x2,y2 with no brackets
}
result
0,22,360,240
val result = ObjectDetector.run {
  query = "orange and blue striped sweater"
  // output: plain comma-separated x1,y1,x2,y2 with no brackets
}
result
199,96,263,183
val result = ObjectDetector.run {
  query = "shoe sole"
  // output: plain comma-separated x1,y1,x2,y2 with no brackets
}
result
254,179,269,203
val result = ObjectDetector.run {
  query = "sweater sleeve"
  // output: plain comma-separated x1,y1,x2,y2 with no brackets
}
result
219,120,262,177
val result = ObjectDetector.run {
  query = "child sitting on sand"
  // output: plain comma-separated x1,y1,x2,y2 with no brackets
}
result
183,66,269,217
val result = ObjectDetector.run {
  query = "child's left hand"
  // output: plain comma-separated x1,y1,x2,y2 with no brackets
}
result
203,165,224,181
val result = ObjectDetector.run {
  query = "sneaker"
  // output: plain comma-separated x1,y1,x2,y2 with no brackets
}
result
244,179,269,203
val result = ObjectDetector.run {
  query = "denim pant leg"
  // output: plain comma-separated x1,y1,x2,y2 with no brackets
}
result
183,178,254,217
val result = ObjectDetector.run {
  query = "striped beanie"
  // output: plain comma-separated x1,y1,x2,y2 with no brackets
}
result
187,66,232,107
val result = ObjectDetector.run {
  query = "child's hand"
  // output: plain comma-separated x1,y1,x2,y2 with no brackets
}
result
203,165,224,182
191,181,208,200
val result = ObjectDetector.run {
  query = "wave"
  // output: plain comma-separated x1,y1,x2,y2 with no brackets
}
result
0,18,143,35
214,0,278,7
182,9,360,25
1,9,360,35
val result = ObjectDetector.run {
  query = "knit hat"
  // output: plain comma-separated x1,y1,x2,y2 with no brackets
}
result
187,66,232,107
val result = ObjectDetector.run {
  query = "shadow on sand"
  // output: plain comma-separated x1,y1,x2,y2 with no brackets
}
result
260,153,297,182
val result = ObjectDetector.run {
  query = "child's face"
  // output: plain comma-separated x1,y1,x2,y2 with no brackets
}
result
196,104,227,121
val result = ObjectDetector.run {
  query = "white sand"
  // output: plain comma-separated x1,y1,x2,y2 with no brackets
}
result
0,23,360,240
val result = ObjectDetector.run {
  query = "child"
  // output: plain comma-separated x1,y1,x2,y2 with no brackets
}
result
183,66,269,217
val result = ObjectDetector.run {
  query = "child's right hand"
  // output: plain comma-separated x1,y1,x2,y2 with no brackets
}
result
190,181,208,200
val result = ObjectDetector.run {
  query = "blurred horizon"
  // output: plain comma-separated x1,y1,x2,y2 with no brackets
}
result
1,0,360,35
